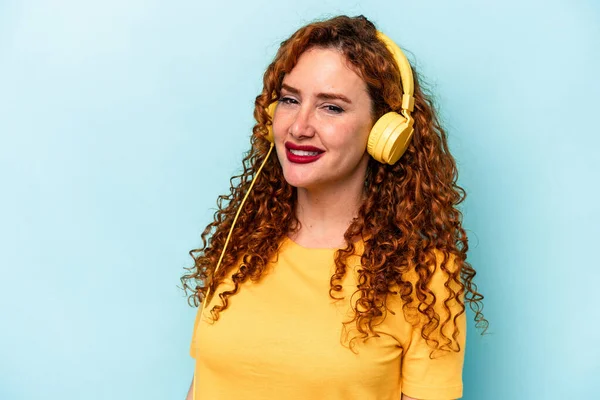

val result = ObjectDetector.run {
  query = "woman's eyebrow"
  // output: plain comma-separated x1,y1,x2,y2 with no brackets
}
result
281,83,353,104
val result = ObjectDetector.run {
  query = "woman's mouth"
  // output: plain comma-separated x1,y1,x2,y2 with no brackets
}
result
285,143,325,164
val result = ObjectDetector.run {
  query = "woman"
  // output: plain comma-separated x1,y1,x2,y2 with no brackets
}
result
182,15,486,400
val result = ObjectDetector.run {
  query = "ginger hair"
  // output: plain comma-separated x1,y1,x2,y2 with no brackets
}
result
181,15,487,353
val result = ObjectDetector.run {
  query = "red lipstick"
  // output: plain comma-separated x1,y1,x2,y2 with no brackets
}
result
285,142,325,164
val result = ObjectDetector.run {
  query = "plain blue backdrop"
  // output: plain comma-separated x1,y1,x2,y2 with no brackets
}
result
1,0,598,399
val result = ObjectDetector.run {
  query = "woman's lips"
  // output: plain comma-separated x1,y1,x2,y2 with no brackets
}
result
285,142,325,164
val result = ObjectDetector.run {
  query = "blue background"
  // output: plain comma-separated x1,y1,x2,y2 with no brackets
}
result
1,0,598,399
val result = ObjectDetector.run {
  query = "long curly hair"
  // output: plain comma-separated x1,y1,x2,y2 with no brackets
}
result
181,15,487,354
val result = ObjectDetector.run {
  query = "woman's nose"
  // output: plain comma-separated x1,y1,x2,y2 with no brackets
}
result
289,106,316,139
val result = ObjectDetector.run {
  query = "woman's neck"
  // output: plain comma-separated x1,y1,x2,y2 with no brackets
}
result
290,183,365,249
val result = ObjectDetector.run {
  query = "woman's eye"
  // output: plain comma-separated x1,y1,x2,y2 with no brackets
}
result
279,97,298,105
324,104,344,114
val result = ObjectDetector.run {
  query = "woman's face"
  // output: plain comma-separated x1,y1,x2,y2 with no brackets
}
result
272,47,374,193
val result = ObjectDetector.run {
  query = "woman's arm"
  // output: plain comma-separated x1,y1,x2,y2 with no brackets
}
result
185,377,193,400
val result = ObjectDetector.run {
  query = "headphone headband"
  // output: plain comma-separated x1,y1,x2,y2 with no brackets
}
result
376,31,415,116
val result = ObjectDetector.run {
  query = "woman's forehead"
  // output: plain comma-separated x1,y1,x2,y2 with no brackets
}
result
281,47,368,98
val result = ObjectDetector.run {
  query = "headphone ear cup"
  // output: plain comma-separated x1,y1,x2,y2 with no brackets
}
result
264,102,277,143
367,112,414,165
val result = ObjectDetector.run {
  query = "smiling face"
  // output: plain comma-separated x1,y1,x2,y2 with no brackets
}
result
272,47,374,194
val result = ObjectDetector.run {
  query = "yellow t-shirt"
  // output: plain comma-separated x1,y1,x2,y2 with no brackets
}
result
190,237,466,400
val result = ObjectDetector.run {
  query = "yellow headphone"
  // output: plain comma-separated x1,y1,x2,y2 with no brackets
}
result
265,31,415,165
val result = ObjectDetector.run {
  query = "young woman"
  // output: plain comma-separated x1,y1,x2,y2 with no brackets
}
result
182,15,486,400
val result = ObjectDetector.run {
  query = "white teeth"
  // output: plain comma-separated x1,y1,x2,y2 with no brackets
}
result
289,149,320,156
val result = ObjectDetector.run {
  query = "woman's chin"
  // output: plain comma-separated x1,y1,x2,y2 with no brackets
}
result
282,173,320,191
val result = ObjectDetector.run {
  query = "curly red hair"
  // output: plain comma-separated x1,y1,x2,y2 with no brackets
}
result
181,15,487,354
